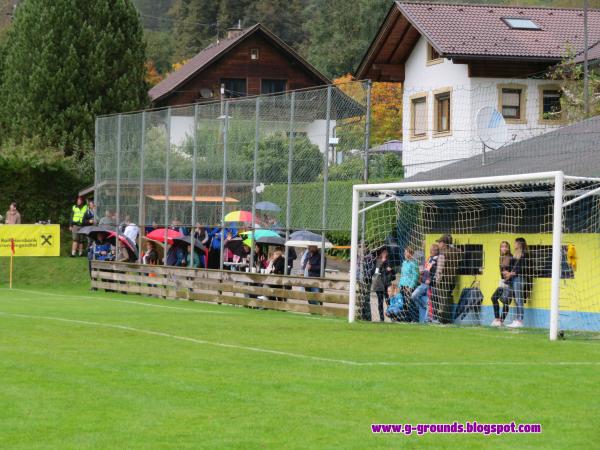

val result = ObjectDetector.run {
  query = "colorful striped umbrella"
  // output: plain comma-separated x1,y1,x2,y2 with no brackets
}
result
224,210,254,223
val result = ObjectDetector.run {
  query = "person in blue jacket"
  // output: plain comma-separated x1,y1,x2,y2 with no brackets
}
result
398,247,420,322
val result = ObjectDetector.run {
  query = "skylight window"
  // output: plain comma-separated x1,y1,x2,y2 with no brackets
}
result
502,17,541,30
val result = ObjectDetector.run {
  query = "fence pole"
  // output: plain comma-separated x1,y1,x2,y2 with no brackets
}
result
320,85,332,278
115,115,122,262
164,108,172,267
92,118,99,262
249,97,260,270
190,105,199,267
361,80,372,251
363,80,372,184
284,92,296,274
137,111,146,263
219,101,230,271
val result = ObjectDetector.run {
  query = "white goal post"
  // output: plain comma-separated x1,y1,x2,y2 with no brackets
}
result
349,171,600,340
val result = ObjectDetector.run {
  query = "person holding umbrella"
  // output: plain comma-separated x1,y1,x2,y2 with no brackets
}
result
301,245,326,305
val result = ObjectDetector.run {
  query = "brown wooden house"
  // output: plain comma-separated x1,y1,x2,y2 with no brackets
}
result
149,23,330,107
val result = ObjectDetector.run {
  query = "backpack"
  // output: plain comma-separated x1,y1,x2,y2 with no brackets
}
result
453,282,484,322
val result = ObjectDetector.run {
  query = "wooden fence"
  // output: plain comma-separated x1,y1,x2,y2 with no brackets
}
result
91,261,350,317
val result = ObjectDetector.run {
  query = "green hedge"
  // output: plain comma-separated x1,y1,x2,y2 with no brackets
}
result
0,140,89,225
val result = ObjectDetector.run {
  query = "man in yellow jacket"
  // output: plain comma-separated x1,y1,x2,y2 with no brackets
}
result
70,196,88,257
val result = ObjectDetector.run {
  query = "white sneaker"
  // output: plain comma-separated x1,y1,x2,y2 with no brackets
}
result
490,319,502,327
506,320,523,328
257,296,268,300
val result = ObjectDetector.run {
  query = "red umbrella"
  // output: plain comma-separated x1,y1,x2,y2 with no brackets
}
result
107,232,139,260
146,228,183,245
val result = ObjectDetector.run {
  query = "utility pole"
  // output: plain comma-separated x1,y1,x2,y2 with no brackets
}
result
584,0,590,117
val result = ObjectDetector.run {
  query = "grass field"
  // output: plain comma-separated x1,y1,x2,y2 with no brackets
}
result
0,258,599,449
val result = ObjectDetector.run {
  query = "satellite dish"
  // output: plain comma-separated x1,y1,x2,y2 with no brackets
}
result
476,106,509,150
200,88,214,99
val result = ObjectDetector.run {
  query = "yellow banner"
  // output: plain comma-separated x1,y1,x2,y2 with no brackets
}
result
0,225,61,257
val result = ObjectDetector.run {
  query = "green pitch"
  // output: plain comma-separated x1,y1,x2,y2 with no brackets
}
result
0,284,598,449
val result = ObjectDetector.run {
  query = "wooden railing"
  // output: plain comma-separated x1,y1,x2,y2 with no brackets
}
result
91,261,349,317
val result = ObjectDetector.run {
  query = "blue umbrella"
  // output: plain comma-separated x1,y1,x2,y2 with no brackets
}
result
255,201,281,212
285,230,332,249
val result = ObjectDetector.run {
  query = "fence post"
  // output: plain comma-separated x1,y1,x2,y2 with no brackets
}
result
250,97,260,270
164,107,172,267
284,92,296,274
190,105,199,267
363,79,372,184
115,114,122,262
138,111,146,263
320,85,332,278
219,101,230,271
92,118,99,262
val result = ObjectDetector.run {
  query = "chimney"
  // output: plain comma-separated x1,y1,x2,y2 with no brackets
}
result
227,20,243,39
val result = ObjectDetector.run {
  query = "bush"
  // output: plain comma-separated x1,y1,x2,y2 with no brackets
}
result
0,139,89,224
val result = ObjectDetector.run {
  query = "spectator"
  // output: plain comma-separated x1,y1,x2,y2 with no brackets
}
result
5,202,21,224
385,284,404,321
145,221,158,234
93,232,113,261
506,237,530,329
266,247,285,275
83,199,96,226
371,248,396,322
254,243,267,272
143,240,159,265
431,234,460,324
490,241,514,327
70,196,88,257
99,210,115,227
124,221,140,242
301,245,326,305
166,244,186,267
411,243,439,323
207,227,221,269
186,244,201,268
398,247,420,322
119,214,131,233
117,241,136,263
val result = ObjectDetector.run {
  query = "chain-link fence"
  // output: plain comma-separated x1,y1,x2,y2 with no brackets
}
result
94,81,374,274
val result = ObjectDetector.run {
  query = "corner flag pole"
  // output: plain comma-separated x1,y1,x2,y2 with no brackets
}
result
9,238,14,289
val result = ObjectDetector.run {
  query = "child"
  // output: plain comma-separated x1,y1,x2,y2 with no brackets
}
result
398,247,420,322
385,284,404,321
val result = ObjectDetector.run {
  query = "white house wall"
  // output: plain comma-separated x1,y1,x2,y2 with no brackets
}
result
402,37,565,178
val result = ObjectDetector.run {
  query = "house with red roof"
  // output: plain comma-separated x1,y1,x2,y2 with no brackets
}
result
356,2,600,177
149,23,330,107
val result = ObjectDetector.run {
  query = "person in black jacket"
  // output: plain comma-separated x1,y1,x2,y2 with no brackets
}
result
370,248,396,322
506,237,530,328
302,245,326,305
490,241,514,326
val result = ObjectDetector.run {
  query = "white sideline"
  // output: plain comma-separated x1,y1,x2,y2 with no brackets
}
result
0,311,598,367
0,288,229,315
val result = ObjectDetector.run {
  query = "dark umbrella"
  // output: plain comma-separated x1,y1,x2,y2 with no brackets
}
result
256,235,285,246
79,226,111,236
285,230,332,249
255,201,281,212
107,232,139,260
172,235,206,251
225,236,248,257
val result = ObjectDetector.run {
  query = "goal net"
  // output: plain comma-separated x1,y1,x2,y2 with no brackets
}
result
349,172,600,340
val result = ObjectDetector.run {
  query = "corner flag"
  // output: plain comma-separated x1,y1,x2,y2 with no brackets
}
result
9,238,14,289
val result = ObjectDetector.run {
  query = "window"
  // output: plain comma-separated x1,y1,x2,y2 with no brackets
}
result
455,245,484,276
250,48,259,60
528,245,574,279
221,78,246,98
502,18,541,30
434,90,451,134
498,85,526,123
261,79,287,95
427,43,442,64
540,88,562,121
410,94,428,139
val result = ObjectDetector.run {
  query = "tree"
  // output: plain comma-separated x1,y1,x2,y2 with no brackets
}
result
303,0,390,78
0,0,148,155
549,52,600,122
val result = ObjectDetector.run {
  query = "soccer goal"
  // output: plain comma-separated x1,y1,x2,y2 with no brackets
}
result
349,171,600,340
